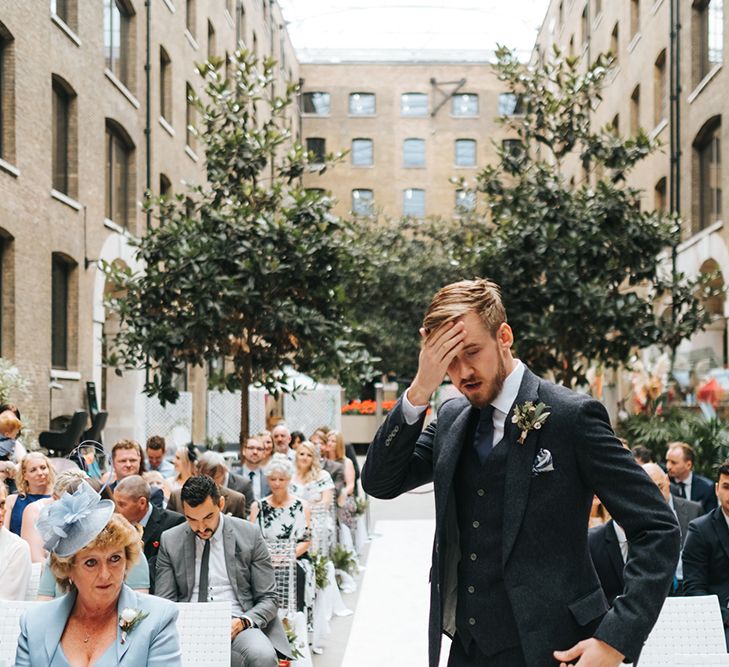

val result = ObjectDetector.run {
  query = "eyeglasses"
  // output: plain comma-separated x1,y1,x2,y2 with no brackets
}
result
245,446,264,452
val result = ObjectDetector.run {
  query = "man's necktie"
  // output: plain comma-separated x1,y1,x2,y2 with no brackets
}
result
474,405,495,465
198,539,211,603
677,481,686,498
248,470,255,482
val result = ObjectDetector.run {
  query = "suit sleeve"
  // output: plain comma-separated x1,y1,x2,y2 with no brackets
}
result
573,398,681,661
146,603,182,666
13,612,30,667
245,528,279,628
241,480,255,516
361,396,437,499
153,532,179,601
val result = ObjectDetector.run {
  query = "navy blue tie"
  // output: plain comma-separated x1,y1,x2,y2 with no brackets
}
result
474,405,495,464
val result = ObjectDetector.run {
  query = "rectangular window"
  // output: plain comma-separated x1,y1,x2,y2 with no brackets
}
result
160,47,171,122
403,138,425,167
51,0,69,24
594,0,602,17
630,85,640,135
452,93,478,116
186,83,196,150
302,92,330,115
654,50,667,127
455,139,477,167
581,4,588,46
186,0,195,37
105,125,130,226
699,124,722,230
611,23,619,63
655,177,667,212
630,0,640,38
352,189,374,216
104,0,131,87
51,255,69,369
52,80,71,194
349,92,376,115
498,93,523,116
700,0,724,77
403,189,425,217
236,4,245,43
401,93,428,117
207,21,216,60
306,137,326,163
351,138,373,166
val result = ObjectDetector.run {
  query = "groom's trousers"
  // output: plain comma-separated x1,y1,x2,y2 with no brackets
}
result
447,635,526,667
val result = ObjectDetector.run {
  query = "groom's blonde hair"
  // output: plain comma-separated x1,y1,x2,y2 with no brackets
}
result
423,279,506,341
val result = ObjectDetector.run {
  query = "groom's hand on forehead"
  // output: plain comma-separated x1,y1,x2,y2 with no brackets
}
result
420,317,465,346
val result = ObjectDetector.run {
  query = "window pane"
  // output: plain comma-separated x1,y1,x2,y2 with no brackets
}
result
306,137,326,162
51,257,68,369
113,135,128,225
186,84,195,148
352,189,374,216
52,83,69,193
455,139,477,166
403,188,425,217
403,138,425,167
349,93,376,115
105,130,113,219
352,138,373,166
708,0,724,66
452,93,478,116
699,124,722,230
303,92,330,115
401,93,428,117
498,92,522,116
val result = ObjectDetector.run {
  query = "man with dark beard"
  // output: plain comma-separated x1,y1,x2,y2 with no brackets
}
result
361,279,679,667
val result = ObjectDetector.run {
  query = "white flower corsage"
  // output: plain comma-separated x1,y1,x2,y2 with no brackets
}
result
119,608,149,644
511,401,551,445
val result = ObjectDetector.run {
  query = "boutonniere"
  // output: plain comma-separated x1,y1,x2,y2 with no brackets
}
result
152,540,160,548
119,608,149,644
511,401,551,444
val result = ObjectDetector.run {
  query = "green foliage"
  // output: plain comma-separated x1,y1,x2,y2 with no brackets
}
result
0,358,30,406
330,543,358,576
281,618,304,660
470,46,717,387
310,551,330,590
618,409,729,477
103,51,377,441
353,496,368,516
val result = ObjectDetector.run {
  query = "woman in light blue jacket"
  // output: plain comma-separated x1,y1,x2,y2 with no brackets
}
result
15,482,181,666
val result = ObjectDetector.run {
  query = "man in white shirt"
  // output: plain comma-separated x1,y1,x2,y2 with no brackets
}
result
240,437,270,501
155,476,290,665
0,481,31,600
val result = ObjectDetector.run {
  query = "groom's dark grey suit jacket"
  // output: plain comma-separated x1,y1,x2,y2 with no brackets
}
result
362,367,680,667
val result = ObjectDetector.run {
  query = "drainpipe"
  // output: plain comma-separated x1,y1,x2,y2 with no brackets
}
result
669,0,681,370
145,0,152,232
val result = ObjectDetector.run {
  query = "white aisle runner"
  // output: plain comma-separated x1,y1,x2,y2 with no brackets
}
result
341,519,450,666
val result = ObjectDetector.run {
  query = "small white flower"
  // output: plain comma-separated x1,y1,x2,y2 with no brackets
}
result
121,608,137,623
534,422,542,430
511,415,519,424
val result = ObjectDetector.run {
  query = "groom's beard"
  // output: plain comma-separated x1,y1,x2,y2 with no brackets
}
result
463,352,508,408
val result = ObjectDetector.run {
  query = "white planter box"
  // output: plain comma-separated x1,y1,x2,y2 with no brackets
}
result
341,414,379,444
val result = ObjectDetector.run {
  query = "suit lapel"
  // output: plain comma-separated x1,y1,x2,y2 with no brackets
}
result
183,525,196,600
45,589,76,662
503,368,541,566
222,516,241,599
435,399,474,511
116,585,136,662
711,508,729,562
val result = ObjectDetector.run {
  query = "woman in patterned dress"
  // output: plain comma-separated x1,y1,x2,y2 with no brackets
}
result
249,454,314,611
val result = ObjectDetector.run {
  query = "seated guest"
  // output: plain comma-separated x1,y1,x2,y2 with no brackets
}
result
310,430,344,498
241,437,270,501
291,441,334,508
322,430,357,531
104,439,165,509
683,460,729,648
3,451,55,535
588,516,626,606
290,431,305,449
0,480,31,600
21,469,87,562
113,475,185,593
167,444,198,491
145,436,175,478
666,441,717,514
272,424,295,459
155,476,291,666
631,445,653,465
0,410,22,462
16,481,181,666
199,450,254,512
167,462,248,519
143,470,170,504
257,431,274,465
249,454,314,611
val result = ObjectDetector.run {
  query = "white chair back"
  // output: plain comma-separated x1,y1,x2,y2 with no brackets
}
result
635,595,727,667
175,600,231,667
266,538,297,617
25,563,42,601
0,600,41,667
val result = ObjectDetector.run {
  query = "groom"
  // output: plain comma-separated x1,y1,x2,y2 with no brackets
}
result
362,279,680,667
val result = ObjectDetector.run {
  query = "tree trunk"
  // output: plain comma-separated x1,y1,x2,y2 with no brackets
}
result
239,353,252,448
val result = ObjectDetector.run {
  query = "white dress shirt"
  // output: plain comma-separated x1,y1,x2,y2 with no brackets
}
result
676,471,693,500
612,522,629,563
191,514,245,618
242,465,263,500
0,526,32,600
403,360,525,448
668,494,684,580
139,502,154,529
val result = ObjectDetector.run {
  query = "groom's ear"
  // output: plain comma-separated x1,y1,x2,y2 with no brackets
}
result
496,322,514,348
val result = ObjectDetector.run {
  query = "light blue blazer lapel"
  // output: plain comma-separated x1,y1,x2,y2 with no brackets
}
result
116,584,138,662
502,367,541,567
44,589,76,663
183,525,196,600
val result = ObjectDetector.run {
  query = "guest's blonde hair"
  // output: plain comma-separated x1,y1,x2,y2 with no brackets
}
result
49,513,141,591
0,411,21,437
295,441,322,484
15,452,56,497
327,431,346,460
423,279,506,341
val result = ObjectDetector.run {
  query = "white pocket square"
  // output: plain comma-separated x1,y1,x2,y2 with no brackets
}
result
532,448,555,476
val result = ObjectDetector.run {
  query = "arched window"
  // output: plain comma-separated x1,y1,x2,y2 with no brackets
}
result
0,21,15,163
52,74,78,197
693,116,722,233
105,120,135,228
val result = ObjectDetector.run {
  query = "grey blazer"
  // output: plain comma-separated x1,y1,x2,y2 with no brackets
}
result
362,367,680,667
154,514,290,657
673,494,703,547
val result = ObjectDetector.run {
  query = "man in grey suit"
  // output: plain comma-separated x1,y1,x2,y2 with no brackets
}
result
362,279,680,667
155,476,290,666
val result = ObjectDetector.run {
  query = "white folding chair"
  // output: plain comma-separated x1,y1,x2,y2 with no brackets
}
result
175,601,231,667
25,563,42,601
310,504,334,557
672,656,729,666
631,596,727,667
0,600,42,667
266,538,297,618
